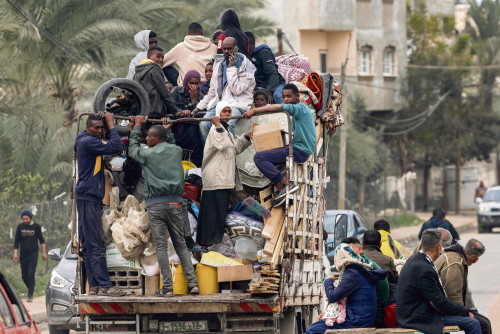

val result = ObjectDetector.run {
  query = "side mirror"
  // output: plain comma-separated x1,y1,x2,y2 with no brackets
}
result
357,227,367,234
334,214,349,248
475,197,483,204
48,248,62,261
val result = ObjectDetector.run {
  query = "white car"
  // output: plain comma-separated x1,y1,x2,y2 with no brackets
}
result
476,186,500,233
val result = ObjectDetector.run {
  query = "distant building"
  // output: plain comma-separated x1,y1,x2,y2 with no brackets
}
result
411,0,455,15
259,0,407,113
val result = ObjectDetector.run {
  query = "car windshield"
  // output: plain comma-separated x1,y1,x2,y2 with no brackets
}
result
64,243,78,260
324,213,335,234
483,190,500,202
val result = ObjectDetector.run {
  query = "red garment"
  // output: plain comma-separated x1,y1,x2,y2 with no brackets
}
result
384,303,397,328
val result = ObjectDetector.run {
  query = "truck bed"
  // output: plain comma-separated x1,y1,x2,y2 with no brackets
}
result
75,293,280,314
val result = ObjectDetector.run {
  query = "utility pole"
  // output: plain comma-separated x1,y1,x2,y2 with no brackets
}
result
277,28,283,56
337,33,352,210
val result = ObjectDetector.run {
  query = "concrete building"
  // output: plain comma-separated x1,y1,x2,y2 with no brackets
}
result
259,0,407,113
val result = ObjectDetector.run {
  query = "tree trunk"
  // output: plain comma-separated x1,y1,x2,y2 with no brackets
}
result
455,136,461,214
423,154,430,212
358,178,365,217
442,165,449,212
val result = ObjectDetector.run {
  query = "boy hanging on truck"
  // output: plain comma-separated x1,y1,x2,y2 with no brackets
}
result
244,83,316,207
128,115,199,296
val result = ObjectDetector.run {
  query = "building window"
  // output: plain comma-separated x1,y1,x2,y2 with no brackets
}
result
319,50,328,73
383,47,396,76
359,45,372,75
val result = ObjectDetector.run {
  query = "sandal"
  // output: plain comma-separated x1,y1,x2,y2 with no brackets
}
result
98,286,126,297
155,288,175,297
190,286,200,295
88,286,99,295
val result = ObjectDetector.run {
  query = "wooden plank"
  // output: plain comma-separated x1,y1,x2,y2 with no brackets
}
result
261,207,284,240
144,276,159,295
325,329,376,334
373,327,460,334
259,186,274,211
270,225,286,266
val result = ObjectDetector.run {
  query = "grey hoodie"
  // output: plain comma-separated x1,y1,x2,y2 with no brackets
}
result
127,30,151,80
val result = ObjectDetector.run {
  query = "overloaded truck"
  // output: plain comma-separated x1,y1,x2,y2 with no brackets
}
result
70,71,343,333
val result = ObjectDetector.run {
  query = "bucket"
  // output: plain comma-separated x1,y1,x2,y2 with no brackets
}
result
159,264,188,294
195,264,218,294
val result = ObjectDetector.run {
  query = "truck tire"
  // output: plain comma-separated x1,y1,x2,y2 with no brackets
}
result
48,325,69,334
93,78,150,136
478,224,491,233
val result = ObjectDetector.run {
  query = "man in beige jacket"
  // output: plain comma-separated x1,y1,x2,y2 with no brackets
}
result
163,22,217,85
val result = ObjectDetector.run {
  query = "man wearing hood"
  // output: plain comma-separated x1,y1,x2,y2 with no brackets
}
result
75,113,125,297
418,208,460,244
246,31,286,103
192,37,255,141
435,239,491,334
217,9,251,58
127,30,158,80
374,219,404,260
162,22,217,86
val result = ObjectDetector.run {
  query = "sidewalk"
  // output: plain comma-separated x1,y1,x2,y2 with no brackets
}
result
391,211,477,245
22,295,47,323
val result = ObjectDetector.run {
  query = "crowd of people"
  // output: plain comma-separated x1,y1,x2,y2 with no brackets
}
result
308,214,491,334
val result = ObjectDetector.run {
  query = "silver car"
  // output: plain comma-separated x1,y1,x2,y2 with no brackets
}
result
477,186,500,233
46,242,82,334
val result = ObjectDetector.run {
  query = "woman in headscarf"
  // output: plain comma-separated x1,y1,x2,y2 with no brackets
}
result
170,70,205,166
216,9,251,58
196,101,252,247
306,238,387,334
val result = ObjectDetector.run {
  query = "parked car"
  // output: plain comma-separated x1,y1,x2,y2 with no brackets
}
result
0,271,40,333
476,185,500,233
46,242,81,334
324,210,368,270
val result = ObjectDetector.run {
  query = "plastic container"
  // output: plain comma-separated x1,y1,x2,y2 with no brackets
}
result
195,264,219,294
159,264,188,294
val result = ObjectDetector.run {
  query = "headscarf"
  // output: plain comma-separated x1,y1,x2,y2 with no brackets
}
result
334,243,372,273
182,70,201,97
20,210,33,220
215,100,231,117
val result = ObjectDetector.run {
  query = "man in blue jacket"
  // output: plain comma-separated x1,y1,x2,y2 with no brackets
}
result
418,208,460,244
75,112,125,296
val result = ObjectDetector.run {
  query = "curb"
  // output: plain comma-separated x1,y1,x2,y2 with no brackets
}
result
31,311,47,323
398,222,476,245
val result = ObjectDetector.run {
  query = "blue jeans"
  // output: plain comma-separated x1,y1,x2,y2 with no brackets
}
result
254,146,310,184
444,315,481,334
199,106,244,142
273,84,285,104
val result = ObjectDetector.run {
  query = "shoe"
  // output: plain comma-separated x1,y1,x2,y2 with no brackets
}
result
27,296,33,303
154,288,175,298
188,245,208,253
274,183,299,202
88,286,99,295
98,286,126,297
189,286,200,295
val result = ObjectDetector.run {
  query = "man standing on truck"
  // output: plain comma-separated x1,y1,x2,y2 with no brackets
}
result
13,210,47,302
128,116,199,296
75,113,126,297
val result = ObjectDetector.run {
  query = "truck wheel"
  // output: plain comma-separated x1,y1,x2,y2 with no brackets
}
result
478,224,490,233
48,325,69,334
93,78,151,136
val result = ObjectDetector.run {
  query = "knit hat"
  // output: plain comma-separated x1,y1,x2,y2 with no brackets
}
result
20,210,33,220
215,100,231,117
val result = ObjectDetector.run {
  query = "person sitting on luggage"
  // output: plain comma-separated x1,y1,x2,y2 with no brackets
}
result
252,89,271,108
169,69,205,167
244,83,316,207
196,101,252,247
307,238,387,334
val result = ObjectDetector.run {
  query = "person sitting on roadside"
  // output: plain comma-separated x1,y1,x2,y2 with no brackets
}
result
252,89,271,108
374,219,404,260
307,238,387,333
200,62,213,96
435,239,491,334
133,47,186,118
419,208,460,244
363,230,398,283
397,229,480,334
196,101,252,248
162,22,217,86
192,37,256,141
244,83,316,207
246,31,286,103
169,70,205,167
413,227,453,255
128,115,199,296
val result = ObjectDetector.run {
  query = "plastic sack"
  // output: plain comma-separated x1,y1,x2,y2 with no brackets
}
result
139,254,160,276
110,157,126,171
106,242,138,268
167,237,198,265
207,234,237,258
200,251,243,267
102,209,120,244
225,212,264,238
234,237,258,261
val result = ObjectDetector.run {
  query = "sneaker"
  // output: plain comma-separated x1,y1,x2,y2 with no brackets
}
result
274,183,299,202
27,296,33,303
98,286,126,297
188,245,208,253
154,288,175,298
189,286,200,295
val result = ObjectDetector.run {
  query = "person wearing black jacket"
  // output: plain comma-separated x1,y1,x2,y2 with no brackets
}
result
216,10,250,58
396,229,480,334
246,31,286,103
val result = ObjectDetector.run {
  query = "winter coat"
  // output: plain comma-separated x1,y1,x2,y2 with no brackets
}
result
363,245,399,283
196,54,255,111
162,35,217,85
75,129,123,202
218,10,251,58
250,45,285,90
378,229,404,260
396,252,469,334
324,264,386,329
133,62,180,117
418,217,460,243
201,124,251,191
434,243,468,306
127,30,151,80
128,126,184,207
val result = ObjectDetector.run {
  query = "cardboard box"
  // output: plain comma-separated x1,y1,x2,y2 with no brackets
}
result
233,258,255,265
252,122,286,152
217,265,253,282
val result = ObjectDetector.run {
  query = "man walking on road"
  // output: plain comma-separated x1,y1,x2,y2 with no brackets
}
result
75,113,125,297
419,208,460,244
435,239,491,334
13,210,47,302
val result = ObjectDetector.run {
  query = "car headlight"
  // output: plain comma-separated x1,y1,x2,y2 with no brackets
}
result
478,205,489,213
50,270,71,288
